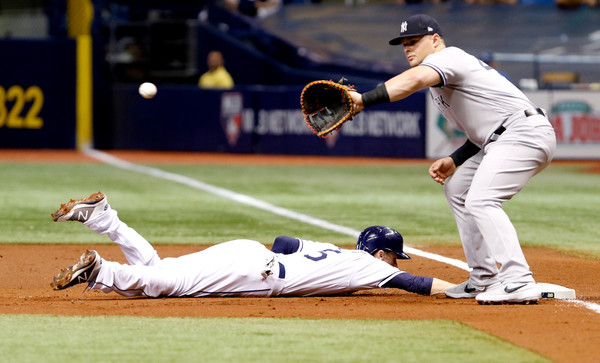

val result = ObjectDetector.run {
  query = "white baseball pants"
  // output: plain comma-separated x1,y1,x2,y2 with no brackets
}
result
83,208,282,297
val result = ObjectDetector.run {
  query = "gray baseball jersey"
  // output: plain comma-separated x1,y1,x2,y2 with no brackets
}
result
422,46,535,147
86,208,404,298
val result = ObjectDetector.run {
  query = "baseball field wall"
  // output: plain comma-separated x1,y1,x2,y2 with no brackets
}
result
110,84,427,158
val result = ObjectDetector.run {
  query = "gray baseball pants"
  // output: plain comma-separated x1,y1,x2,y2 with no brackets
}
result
444,113,556,287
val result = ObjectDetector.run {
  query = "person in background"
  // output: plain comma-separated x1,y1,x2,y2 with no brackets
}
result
198,50,234,89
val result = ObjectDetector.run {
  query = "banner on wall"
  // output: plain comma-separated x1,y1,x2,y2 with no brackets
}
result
112,86,427,158
527,91,600,159
237,88,427,158
426,90,600,160
252,96,424,158
0,40,77,149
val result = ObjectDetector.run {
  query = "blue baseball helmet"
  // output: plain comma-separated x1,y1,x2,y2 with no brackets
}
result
356,226,410,259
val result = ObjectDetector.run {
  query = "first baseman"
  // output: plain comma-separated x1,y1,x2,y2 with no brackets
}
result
350,14,556,304
50,192,455,297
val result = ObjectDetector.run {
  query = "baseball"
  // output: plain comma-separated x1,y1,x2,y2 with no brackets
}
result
139,82,157,99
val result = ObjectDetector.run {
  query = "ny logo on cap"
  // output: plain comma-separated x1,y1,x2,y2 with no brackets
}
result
400,21,407,33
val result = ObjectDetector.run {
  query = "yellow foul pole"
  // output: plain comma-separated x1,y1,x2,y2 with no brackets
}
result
67,0,94,150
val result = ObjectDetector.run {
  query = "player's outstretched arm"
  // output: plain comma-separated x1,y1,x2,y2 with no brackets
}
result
383,273,456,296
384,66,442,102
349,65,442,116
430,278,456,295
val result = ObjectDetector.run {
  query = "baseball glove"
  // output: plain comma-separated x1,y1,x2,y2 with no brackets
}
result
300,78,356,138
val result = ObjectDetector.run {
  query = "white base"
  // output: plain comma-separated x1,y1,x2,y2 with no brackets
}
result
537,283,576,300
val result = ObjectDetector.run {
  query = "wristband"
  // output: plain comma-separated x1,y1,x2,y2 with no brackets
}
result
449,139,481,166
361,84,390,108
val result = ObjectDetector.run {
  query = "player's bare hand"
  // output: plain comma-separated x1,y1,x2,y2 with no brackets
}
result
349,91,364,114
428,157,456,185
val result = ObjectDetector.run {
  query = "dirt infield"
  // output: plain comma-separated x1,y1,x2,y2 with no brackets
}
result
2,244,599,362
1,150,600,363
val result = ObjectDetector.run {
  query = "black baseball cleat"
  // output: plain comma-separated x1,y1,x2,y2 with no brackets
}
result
51,191,108,223
51,250,102,290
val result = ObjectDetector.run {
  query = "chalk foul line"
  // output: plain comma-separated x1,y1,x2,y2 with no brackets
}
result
83,148,599,313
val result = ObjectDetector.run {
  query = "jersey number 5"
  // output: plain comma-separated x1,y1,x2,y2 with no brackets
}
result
304,249,341,261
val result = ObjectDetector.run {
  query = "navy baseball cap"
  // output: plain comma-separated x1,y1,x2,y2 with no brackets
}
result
389,14,442,45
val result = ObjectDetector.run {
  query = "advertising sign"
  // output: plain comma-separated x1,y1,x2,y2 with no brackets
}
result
528,91,600,159
0,40,76,148
426,90,600,160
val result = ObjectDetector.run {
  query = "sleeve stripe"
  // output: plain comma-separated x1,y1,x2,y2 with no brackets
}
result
422,63,446,86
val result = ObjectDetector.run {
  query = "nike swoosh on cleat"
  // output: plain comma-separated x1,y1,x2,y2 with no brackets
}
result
464,286,478,293
504,284,527,293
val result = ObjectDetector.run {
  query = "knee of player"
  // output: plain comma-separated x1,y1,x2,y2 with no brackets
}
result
443,182,465,206
464,195,497,213
443,176,462,198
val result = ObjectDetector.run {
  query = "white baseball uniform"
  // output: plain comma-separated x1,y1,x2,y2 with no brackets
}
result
84,207,407,297
422,47,556,286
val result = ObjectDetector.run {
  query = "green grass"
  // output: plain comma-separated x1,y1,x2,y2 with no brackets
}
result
0,157,595,362
505,165,600,256
0,160,598,257
0,315,550,363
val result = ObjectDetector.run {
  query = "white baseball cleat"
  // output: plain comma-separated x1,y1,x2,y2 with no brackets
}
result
50,250,102,290
445,280,500,299
476,282,541,305
51,191,109,223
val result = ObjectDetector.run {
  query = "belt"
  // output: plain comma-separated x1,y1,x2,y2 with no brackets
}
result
278,262,286,279
492,108,546,139
493,125,506,136
524,107,545,117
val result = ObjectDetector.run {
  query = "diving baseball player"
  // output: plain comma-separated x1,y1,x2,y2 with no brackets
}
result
50,192,455,297
349,14,556,304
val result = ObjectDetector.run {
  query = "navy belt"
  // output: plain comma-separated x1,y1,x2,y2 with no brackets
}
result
493,108,545,137
278,262,286,279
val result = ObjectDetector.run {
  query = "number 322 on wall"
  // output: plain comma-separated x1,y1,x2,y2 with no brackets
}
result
0,85,44,129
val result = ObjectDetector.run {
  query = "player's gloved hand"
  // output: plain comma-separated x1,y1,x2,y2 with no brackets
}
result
429,157,456,185
300,79,357,138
